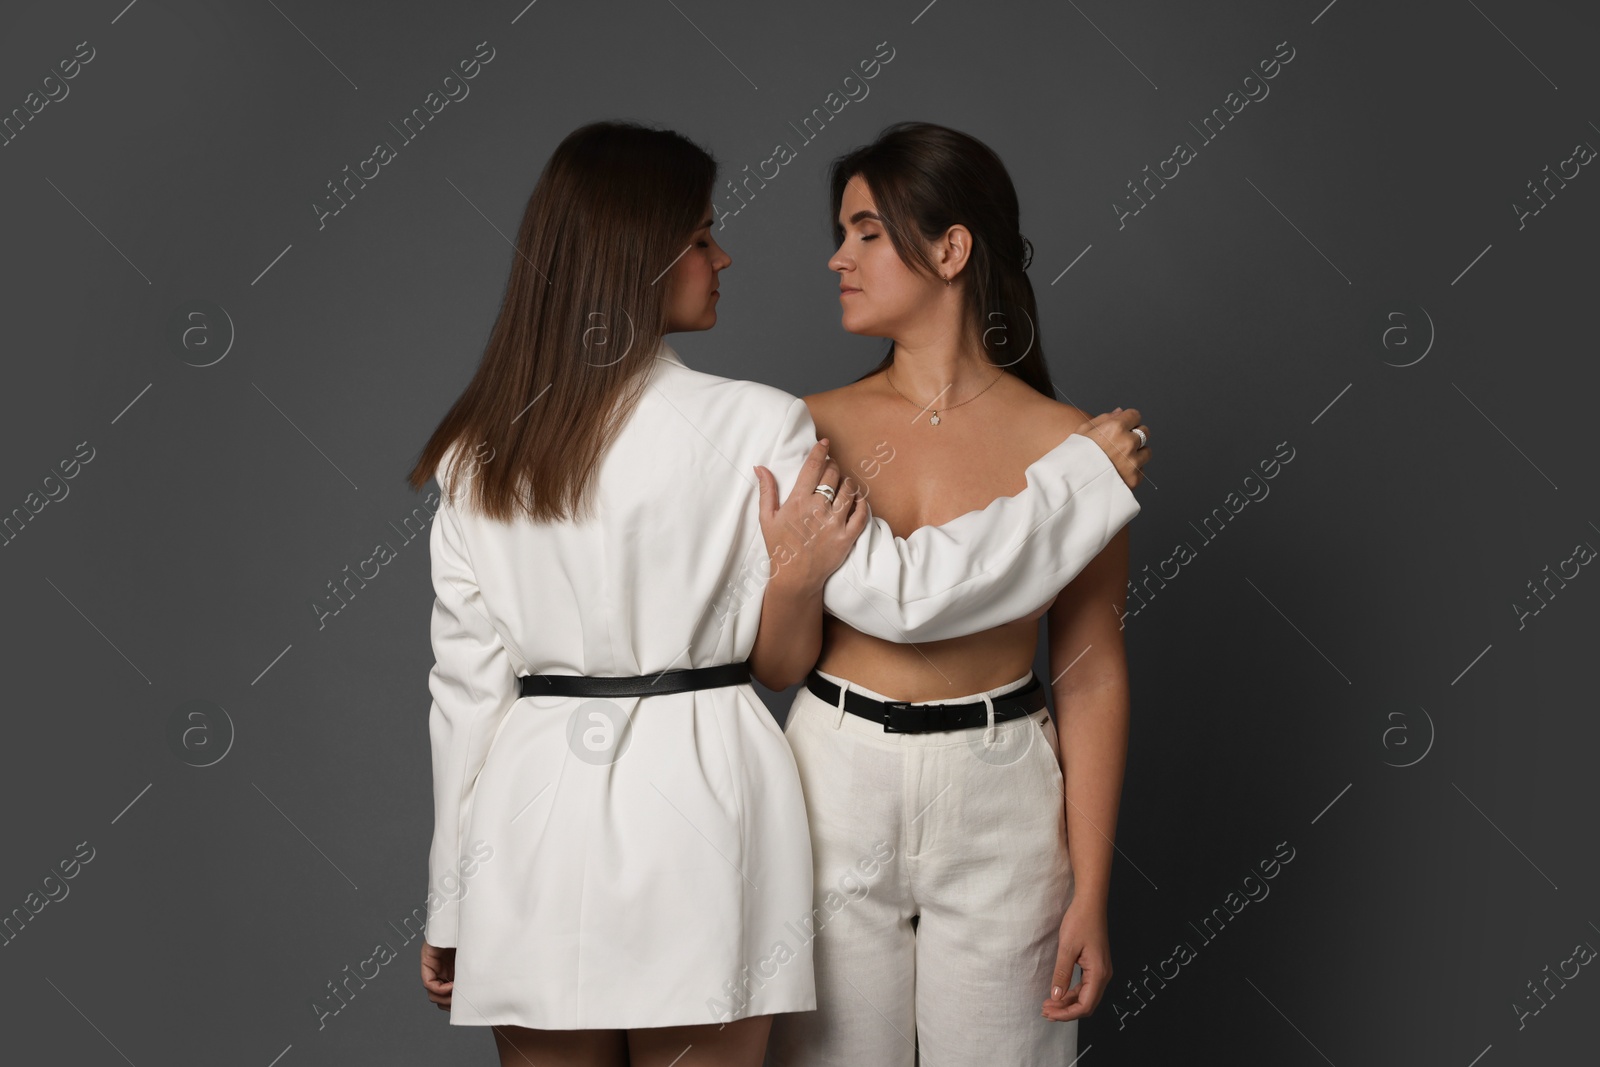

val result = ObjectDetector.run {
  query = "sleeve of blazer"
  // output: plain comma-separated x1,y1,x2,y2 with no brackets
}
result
763,395,1141,644
423,495,520,948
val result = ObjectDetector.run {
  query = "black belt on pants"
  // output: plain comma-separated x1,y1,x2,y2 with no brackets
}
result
803,669,1047,734
518,660,751,699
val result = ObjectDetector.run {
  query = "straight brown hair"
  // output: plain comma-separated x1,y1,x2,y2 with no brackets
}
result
827,121,1053,397
406,121,718,522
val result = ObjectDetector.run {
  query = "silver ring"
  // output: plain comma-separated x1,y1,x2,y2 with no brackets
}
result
812,484,837,503
1132,427,1148,449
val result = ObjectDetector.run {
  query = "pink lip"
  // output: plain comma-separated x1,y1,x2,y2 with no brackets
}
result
840,288,861,295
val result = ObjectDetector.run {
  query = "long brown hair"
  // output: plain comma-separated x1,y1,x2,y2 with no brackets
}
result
827,121,1053,397
407,121,717,522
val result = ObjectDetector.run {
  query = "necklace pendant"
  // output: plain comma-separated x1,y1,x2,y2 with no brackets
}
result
929,412,941,426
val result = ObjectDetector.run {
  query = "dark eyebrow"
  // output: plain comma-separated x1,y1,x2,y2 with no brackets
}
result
839,210,882,227
698,216,714,230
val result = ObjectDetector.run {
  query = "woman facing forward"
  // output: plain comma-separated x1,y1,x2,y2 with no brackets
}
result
408,121,1150,1067
766,122,1151,1067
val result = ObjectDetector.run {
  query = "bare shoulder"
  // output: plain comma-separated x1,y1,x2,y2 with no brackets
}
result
802,372,885,436
1036,391,1090,437
803,372,881,411
1001,377,1091,458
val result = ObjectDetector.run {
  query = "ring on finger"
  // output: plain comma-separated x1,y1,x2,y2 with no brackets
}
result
1131,426,1148,449
813,484,837,503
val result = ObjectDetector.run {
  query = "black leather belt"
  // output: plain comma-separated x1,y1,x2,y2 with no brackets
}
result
804,669,1047,734
518,660,751,699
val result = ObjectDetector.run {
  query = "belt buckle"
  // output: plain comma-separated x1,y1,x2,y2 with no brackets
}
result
883,701,912,734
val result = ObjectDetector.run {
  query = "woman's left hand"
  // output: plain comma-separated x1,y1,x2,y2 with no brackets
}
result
1042,901,1112,1021
421,940,456,1011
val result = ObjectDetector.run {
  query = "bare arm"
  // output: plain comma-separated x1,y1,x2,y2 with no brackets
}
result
1042,524,1131,1020
1047,525,1131,911
749,578,825,690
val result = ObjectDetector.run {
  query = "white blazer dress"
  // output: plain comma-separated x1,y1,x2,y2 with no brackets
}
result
423,340,1140,1030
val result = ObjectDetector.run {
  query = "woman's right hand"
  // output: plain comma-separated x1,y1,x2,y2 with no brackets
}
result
1075,408,1152,489
754,439,869,597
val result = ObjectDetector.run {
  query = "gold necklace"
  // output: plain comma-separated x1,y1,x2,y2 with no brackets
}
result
885,364,1006,426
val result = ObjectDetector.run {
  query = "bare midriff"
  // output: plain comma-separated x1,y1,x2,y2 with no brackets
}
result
815,605,1052,703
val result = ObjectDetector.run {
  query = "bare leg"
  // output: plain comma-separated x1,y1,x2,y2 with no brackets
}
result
628,1016,772,1067
493,1025,629,1067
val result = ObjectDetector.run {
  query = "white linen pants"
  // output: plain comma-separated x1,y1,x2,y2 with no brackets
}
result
765,668,1077,1067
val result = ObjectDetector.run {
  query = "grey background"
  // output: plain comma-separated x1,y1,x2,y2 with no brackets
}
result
2,0,1595,1063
